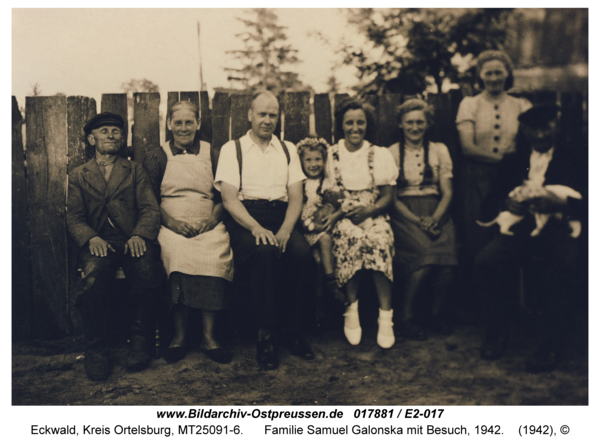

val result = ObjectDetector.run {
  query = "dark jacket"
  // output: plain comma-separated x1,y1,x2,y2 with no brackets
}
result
67,156,160,247
486,140,586,222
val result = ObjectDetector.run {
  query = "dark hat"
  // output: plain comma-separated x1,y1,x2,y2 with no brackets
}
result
84,112,125,134
518,104,559,128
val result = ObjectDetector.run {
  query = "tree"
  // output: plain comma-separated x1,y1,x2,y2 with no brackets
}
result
224,8,306,94
341,8,514,95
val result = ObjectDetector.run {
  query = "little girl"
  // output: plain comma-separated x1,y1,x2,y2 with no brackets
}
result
297,137,344,306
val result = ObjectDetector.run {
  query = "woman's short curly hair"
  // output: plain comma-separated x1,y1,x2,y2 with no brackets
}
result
476,49,514,91
396,98,435,127
334,97,377,143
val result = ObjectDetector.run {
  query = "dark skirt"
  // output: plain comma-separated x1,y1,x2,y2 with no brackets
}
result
390,195,458,278
169,272,232,311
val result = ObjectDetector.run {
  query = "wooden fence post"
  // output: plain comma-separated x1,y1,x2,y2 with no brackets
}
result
25,96,70,337
376,93,403,148
67,96,97,335
101,94,129,158
230,94,252,141
212,92,231,151
313,93,332,143
428,93,460,161
12,97,32,339
133,92,160,163
283,91,310,144
199,91,212,144
333,94,350,142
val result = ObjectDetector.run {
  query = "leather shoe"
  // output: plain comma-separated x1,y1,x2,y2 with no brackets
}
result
256,336,278,370
202,347,232,364
164,346,185,364
127,335,152,371
286,336,315,360
525,344,559,373
85,350,111,381
397,319,428,341
480,333,507,360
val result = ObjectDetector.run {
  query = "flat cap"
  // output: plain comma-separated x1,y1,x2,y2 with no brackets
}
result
518,104,559,128
84,112,125,134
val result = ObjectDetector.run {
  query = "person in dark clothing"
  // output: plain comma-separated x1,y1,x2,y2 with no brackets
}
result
475,104,585,373
67,112,166,381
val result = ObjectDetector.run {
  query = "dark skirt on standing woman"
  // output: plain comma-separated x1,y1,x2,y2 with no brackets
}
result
390,195,458,278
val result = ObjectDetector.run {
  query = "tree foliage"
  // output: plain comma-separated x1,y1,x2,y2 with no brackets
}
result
225,8,307,94
342,8,514,95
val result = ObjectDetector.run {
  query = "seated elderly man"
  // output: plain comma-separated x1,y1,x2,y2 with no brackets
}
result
475,104,585,373
67,112,166,381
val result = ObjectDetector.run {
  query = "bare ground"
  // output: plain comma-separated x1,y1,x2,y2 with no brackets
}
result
12,312,588,406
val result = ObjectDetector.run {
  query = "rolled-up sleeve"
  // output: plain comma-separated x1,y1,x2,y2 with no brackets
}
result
214,141,240,192
436,143,454,180
373,146,399,186
455,96,476,125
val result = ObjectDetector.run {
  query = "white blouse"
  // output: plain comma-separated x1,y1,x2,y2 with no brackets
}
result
388,141,453,197
322,140,398,191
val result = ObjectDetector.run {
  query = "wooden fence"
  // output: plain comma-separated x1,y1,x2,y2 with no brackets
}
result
11,90,587,339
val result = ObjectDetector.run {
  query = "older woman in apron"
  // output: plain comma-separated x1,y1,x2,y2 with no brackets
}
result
144,101,234,364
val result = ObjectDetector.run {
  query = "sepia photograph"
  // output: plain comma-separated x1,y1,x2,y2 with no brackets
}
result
11,5,589,411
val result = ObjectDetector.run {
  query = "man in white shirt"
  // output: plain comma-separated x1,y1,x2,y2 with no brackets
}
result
215,91,316,370
475,104,584,373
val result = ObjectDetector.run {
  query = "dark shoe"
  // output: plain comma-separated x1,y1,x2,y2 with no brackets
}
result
85,350,111,381
480,333,507,360
256,336,278,370
202,347,232,365
164,346,185,364
430,316,453,336
398,319,428,341
525,344,559,373
286,336,315,360
127,335,152,371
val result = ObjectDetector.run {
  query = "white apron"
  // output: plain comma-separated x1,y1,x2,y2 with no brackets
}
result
157,141,234,281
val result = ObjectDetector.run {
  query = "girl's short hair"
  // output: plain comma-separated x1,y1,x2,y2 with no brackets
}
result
167,101,200,122
476,49,514,91
396,98,435,127
334,97,377,143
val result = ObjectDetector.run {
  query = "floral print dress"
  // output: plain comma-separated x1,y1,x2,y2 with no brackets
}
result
328,143,395,287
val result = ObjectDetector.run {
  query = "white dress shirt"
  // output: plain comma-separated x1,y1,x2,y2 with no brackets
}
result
214,130,305,201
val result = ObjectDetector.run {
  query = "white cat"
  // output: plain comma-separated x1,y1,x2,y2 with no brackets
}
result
477,184,582,238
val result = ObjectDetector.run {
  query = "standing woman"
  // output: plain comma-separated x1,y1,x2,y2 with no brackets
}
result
322,98,398,348
389,99,458,340
144,101,234,364
456,50,531,261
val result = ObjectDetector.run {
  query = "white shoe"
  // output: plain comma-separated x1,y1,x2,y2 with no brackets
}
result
344,301,362,345
377,308,395,349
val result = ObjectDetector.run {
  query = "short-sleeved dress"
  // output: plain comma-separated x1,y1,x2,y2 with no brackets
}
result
301,178,327,247
322,140,398,287
388,141,458,278
455,92,531,258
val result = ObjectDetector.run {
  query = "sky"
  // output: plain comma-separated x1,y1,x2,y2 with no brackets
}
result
12,8,363,108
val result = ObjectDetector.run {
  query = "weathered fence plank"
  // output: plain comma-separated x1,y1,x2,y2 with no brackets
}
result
26,96,70,337
212,92,231,151
67,96,97,335
283,91,310,144
230,94,252,141
428,93,460,161
314,93,332,143
199,91,212,143
132,92,160,163
12,97,32,339
67,96,97,172
165,91,180,143
101,94,129,157
376,93,403,148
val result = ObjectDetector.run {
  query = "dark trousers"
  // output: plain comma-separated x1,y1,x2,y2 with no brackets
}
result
77,224,166,350
226,201,316,334
474,218,578,346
